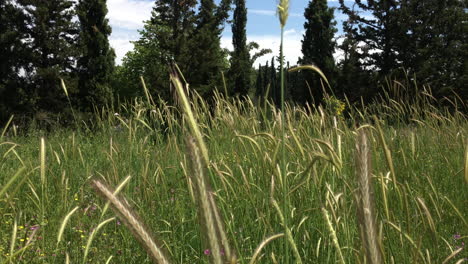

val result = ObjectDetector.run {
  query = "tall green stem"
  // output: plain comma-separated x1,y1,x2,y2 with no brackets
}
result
280,25,290,264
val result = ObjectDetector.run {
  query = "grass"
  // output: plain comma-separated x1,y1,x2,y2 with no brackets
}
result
0,75,467,263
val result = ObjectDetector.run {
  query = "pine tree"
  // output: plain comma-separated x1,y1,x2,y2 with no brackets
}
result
187,0,231,96
299,0,337,106
21,0,79,112
150,0,197,66
229,0,251,97
336,11,373,102
0,0,30,120
338,0,401,75
76,0,115,109
396,0,467,101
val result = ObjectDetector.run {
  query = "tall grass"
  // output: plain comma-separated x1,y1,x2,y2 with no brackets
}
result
0,74,466,263
1,7,467,260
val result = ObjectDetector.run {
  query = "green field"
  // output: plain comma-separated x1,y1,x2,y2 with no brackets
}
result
1,82,467,263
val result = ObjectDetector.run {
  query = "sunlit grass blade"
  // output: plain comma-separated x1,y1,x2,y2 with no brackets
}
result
249,233,284,264
0,115,14,140
92,179,171,264
0,167,26,199
56,206,80,247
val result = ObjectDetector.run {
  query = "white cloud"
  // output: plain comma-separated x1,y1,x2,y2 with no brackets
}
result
221,30,346,69
110,35,136,65
249,9,301,17
249,9,276,16
107,0,153,30
108,0,154,64
221,29,304,67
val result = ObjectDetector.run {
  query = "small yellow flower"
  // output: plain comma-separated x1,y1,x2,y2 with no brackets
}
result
18,226,24,230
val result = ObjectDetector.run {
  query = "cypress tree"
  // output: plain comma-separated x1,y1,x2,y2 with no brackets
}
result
76,0,115,109
255,64,264,98
229,0,251,97
299,0,337,106
270,57,278,105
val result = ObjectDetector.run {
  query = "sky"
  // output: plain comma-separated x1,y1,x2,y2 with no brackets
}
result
107,0,352,66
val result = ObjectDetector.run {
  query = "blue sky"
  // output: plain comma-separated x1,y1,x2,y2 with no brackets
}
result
107,0,351,65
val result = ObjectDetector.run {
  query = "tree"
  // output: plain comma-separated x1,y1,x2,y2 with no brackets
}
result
299,0,337,105
21,0,79,113
229,0,251,97
150,0,197,66
396,0,467,101
116,0,198,102
118,0,233,102
338,0,400,75
186,0,231,96
269,57,278,105
0,0,30,121
336,10,373,102
76,0,115,109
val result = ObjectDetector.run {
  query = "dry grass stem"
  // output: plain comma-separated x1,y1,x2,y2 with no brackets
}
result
355,128,383,264
442,247,463,264
92,179,171,264
57,206,80,246
249,233,285,264
186,137,224,264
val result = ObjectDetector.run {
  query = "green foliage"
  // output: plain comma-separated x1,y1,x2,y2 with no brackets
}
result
299,0,337,106
20,0,79,112
186,0,231,96
117,0,231,101
338,0,401,75
336,18,374,102
229,0,251,97
0,0,30,121
338,0,467,103
0,87,467,262
76,0,116,110
395,0,467,100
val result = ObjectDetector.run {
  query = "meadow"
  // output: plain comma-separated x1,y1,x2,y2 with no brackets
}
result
0,70,467,264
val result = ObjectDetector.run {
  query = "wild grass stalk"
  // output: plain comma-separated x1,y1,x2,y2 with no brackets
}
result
0,167,26,199
0,115,14,140
355,128,383,264
92,179,171,264
56,206,80,247
186,137,223,264
321,207,345,264
249,233,285,264
82,217,116,264
271,198,302,264
277,1,290,261
464,143,468,184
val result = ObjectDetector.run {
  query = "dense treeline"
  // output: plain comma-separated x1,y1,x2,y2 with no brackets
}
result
1,0,467,124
